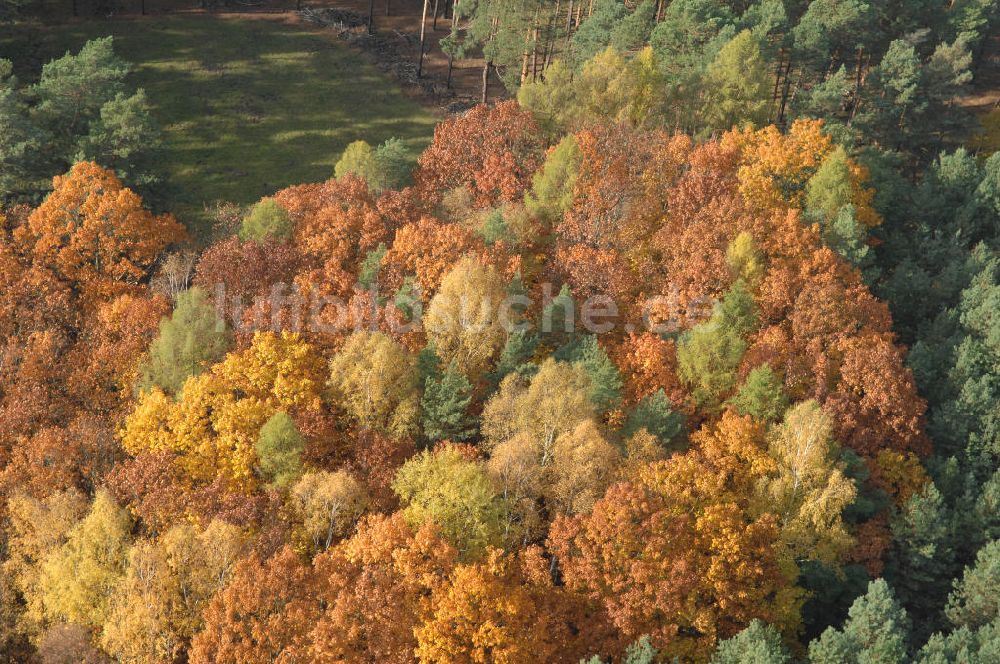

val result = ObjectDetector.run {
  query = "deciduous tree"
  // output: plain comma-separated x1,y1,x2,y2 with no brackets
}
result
392,445,510,560
327,331,420,437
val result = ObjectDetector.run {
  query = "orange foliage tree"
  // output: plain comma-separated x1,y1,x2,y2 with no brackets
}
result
415,101,546,208
15,162,184,306
189,546,320,664
549,413,799,660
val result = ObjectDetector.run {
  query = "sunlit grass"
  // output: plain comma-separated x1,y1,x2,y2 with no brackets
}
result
2,15,437,238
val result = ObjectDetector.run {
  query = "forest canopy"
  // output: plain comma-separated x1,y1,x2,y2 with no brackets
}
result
1,1,1000,663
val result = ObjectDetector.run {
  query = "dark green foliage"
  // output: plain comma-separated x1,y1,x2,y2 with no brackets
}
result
369,137,413,191
650,0,736,90
886,483,957,642
728,365,789,423
0,37,161,200
0,59,42,201
571,0,629,67
808,579,911,664
711,619,790,664
256,411,305,488
240,199,293,242
30,37,130,155
0,0,31,22
541,283,576,343
622,389,686,451
856,37,973,156
417,344,443,385
554,335,623,412
76,88,161,190
421,365,477,443
488,330,539,388
841,449,890,523
799,562,872,642
946,539,1000,630
609,0,657,53
358,242,387,288
138,287,231,396
822,205,879,281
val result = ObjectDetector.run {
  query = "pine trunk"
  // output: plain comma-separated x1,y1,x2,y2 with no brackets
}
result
482,60,491,104
520,12,538,85
445,0,460,89
565,0,574,45
417,0,431,78
542,0,561,73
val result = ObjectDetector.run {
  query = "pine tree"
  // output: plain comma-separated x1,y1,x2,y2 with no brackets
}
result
30,37,129,160
76,88,161,192
28,37,159,190
488,330,540,388
570,0,629,67
358,242,387,288
915,621,1000,663
554,334,623,412
728,365,789,423
0,59,43,201
711,620,790,664
609,0,656,54
945,538,1000,629
421,365,477,442
622,389,686,450
808,579,912,664
138,287,231,396
885,483,957,642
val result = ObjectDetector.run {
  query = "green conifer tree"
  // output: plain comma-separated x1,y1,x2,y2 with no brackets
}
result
138,287,231,395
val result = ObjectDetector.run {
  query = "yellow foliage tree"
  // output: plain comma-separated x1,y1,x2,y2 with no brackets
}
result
100,520,247,664
215,331,326,411
480,358,594,464
122,332,325,488
414,549,586,664
761,400,857,566
37,490,132,628
290,470,369,553
393,445,510,560
424,256,509,380
722,119,881,227
3,490,89,639
549,420,621,516
327,330,420,437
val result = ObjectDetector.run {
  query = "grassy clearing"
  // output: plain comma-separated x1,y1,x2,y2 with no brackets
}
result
1,15,438,237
